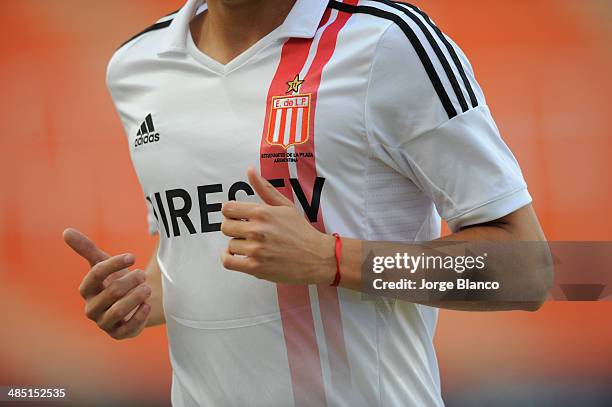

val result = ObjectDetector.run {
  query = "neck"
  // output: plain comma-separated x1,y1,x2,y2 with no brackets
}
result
191,0,297,64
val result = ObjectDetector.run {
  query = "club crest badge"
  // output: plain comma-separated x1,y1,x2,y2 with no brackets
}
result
266,75,311,149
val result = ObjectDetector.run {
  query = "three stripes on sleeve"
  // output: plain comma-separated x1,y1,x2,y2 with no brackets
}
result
331,0,479,119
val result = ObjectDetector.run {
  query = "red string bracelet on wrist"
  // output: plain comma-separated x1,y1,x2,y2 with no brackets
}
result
330,233,342,287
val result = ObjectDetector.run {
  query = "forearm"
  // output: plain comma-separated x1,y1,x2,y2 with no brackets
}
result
335,207,552,312
144,242,166,327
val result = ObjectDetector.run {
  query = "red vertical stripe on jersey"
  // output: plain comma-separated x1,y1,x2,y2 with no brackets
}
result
278,109,288,145
301,107,309,143
320,8,332,27
295,0,358,393
259,38,325,406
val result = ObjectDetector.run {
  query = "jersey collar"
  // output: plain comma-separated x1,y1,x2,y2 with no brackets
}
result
157,0,329,56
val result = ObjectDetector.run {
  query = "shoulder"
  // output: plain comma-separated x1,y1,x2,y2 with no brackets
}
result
118,8,180,51
346,1,482,120
329,0,443,36
332,1,475,91
328,1,456,77
356,2,487,145
106,8,180,90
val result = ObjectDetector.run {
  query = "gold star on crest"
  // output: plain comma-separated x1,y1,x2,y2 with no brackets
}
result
286,75,304,93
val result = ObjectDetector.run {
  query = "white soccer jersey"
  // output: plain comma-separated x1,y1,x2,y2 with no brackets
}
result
107,0,532,406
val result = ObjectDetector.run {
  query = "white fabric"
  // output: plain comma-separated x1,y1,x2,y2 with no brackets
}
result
106,0,531,405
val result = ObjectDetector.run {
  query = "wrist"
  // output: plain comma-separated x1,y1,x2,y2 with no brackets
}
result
315,233,337,285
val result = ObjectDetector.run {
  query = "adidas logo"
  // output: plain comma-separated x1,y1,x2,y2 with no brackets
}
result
134,114,160,148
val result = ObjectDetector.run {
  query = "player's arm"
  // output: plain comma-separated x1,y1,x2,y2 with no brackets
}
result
63,229,165,340
220,169,551,312
324,204,551,311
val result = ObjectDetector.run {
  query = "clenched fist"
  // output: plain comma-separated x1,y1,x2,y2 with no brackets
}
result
63,228,152,339
220,167,337,285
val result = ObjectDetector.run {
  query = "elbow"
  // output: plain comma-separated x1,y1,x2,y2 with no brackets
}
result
521,298,546,312
514,219,554,312
521,247,554,312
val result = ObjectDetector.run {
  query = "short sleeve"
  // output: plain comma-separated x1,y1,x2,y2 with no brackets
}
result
365,23,531,232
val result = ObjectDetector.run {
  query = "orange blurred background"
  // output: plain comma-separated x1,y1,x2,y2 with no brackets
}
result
1,0,611,405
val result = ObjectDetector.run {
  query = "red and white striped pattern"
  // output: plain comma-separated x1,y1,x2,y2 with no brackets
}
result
259,2,358,405
267,94,310,148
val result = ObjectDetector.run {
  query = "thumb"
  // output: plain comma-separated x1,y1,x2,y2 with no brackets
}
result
62,228,109,267
247,166,293,207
